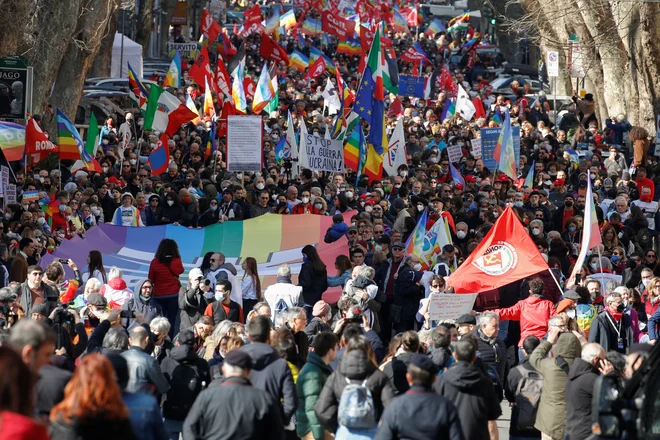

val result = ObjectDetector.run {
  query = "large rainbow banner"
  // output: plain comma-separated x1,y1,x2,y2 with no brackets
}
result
42,213,350,294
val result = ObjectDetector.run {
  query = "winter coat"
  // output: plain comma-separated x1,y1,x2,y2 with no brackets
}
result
160,344,211,421
122,391,168,440
36,365,73,418
158,202,185,225
435,360,502,440
121,346,170,395
393,264,424,321
303,317,331,344
565,358,599,440
182,376,285,440
298,262,328,307
473,329,509,396
324,222,348,243
529,335,582,439
148,257,184,297
633,138,649,168
504,357,542,438
19,281,59,317
382,351,416,394
494,295,556,346
121,280,163,331
588,310,634,353
240,342,298,425
49,416,138,440
296,352,333,439
314,349,396,433
375,386,464,440
178,284,209,331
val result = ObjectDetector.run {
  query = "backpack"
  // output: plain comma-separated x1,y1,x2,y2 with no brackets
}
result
163,362,203,420
514,366,543,432
338,377,376,429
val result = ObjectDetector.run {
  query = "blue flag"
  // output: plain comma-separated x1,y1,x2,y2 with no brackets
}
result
398,75,426,98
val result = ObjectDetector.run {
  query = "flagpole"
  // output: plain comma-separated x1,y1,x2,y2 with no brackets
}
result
58,159,62,191
547,268,563,293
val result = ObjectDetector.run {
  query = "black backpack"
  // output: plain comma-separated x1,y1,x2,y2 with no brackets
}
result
163,362,204,420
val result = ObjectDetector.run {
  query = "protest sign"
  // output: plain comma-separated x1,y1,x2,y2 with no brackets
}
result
0,166,8,197
302,135,344,172
447,145,463,164
587,273,622,295
480,126,521,170
227,116,262,172
429,293,478,321
471,138,482,159
5,184,16,205
167,43,198,60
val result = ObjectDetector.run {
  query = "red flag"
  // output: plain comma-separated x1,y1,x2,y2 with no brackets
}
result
218,100,235,137
259,33,290,65
306,57,326,80
238,5,264,37
359,24,392,49
400,46,431,64
322,11,356,40
243,77,256,101
447,206,550,293
472,96,486,119
400,7,419,27
25,118,59,166
149,133,171,176
188,46,215,92
387,96,404,118
215,57,232,99
200,9,222,43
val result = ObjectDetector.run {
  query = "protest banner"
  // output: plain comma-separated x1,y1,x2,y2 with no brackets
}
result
480,126,521,170
471,138,482,159
322,11,356,40
429,293,478,321
302,134,344,172
226,116,262,172
447,145,463,164
167,43,198,60
5,184,16,205
587,273,622,295
1,166,8,197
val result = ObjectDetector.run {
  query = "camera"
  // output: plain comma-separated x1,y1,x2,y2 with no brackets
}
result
204,279,211,286
344,305,364,325
120,310,136,319
57,258,69,264
52,303,74,324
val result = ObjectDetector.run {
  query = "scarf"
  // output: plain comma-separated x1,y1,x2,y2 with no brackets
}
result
477,328,498,346
276,275,292,284
609,310,623,321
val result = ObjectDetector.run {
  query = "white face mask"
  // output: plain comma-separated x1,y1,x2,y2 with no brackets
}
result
365,205,373,212
590,262,599,271
315,203,323,210
102,139,109,145
399,171,407,178
167,200,174,206
91,207,100,216
417,205,425,212
395,184,401,189
302,197,309,204
532,228,540,236
642,278,651,287
102,166,109,173
203,291,215,299
566,309,576,319
256,183,265,190
413,263,423,271
457,230,467,239
129,159,137,165
345,191,354,199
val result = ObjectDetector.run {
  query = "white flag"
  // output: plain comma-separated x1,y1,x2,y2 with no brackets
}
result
383,117,407,177
456,84,476,121
285,111,300,177
321,78,341,115
423,74,433,100
297,117,308,176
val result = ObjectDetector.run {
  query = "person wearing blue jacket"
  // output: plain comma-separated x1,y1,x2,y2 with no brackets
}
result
648,306,660,343
324,214,348,243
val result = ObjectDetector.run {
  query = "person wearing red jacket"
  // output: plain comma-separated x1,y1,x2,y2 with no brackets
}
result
492,277,556,356
291,190,320,215
148,238,184,337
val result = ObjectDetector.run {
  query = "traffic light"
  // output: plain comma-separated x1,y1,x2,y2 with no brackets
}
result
490,17,496,25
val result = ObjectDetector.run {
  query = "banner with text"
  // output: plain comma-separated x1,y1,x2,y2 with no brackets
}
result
429,293,478,321
480,126,521,170
302,134,345,172
167,42,199,60
227,116,262,172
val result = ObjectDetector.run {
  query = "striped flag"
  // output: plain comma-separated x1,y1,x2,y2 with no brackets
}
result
343,122,362,172
523,160,535,188
163,51,182,88
301,17,322,36
337,39,362,56
425,18,446,35
280,10,297,30
391,9,409,33
494,111,517,180
252,62,275,114
289,50,309,72
57,109,101,172
449,161,465,187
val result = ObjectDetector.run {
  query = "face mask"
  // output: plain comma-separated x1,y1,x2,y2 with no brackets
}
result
395,184,401,189
139,294,150,302
532,228,540,236
566,309,576,319
210,205,218,211
417,205,425,212
203,291,214,299
4,213,11,220
590,174,596,180
167,200,174,206
129,159,136,165
413,263,423,271
345,191,354,199
514,201,523,208
256,183,265,190
568,226,577,233
302,197,310,204
236,173,243,179
37,217,46,225
59,205,67,212
399,171,407,178
56,233,65,239
590,262,599,270
565,201,573,207
102,139,109,145
66,215,72,221
91,207,100,216
642,278,651,287
611,255,619,263
457,230,467,239
616,303,625,313
315,203,323,210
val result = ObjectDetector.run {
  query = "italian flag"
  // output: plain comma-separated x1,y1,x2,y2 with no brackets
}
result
143,85,197,135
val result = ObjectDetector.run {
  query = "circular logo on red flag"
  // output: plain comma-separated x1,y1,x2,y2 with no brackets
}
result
472,241,518,276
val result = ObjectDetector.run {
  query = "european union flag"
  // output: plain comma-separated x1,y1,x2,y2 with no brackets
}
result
398,75,426,98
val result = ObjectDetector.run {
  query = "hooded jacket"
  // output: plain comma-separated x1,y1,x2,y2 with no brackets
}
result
122,279,163,331
298,261,328,307
435,360,502,440
160,344,211,421
314,349,396,433
296,351,333,439
495,295,557,346
148,257,184,297
178,284,209,331
565,358,599,440
240,342,298,425
324,222,349,243
529,334,582,439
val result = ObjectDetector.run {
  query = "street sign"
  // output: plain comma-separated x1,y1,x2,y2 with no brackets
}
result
546,51,559,77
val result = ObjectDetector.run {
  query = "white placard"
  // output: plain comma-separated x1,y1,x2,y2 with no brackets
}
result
447,144,463,164
429,293,478,321
586,273,622,295
5,184,16,205
471,138,482,159
227,116,263,172
546,51,559,77
301,134,345,173
1,166,8,197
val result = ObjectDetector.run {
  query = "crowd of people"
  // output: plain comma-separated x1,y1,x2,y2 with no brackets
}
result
0,2,658,439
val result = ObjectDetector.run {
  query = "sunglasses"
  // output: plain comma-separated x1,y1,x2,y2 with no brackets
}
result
392,247,404,251
648,254,657,258
210,259,217,262
348,231,358,235
431,284,443,288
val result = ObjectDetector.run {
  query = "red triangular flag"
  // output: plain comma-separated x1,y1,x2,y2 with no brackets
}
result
447,206,550,293
259,33,290,66
306,57,326,80
200,9,222,43
188,46,215,92
25,117,58,166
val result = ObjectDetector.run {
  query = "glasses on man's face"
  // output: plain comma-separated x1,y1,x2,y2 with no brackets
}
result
348,231,357,235
260,196,269,201
374,230,384,235
632,259,642,264
440,163,449,167
431,284,443,289
392,247,404,252
210,259,217,263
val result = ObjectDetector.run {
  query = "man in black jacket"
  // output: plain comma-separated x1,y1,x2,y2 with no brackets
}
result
161,329,210,439
376,354,463,440
240,315,298,425
183,350,285,440
588,292,633,353
565,343,606,440
473,311,508,401
435,338,502,440
505,335,542,439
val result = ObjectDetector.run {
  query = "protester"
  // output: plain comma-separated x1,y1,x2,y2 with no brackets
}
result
148,239,185,334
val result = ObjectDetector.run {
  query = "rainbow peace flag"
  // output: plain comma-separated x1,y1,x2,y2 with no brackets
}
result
523,160,535,188
280,10,297,30
425,18,446,35
310,47,336,74
495,111,517,180
57,109,88,162
301,17,322,36
263,11,280,35
392,9,409,33
0,121,26,162
289,50,309,72
441,98,455,121
343,123,362,172
43,215,351,294
337,39,362,56
163,51,182,88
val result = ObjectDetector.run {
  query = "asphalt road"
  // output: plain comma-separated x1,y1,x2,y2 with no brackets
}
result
497,401,512,439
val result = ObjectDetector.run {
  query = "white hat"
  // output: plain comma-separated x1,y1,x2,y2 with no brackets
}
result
188,268,203,281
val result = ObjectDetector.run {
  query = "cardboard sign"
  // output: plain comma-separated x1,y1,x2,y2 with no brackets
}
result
447,144,463,164
429,293,478,321
5,184,16,204
302,134,344,172
167,43,198,60
471,137,482,159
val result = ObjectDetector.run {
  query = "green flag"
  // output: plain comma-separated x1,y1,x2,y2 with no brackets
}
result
143,84,164,131
85,112,99,157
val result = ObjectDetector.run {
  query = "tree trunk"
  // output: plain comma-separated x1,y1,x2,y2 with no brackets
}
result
135,0,155,56
89,0,121,78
